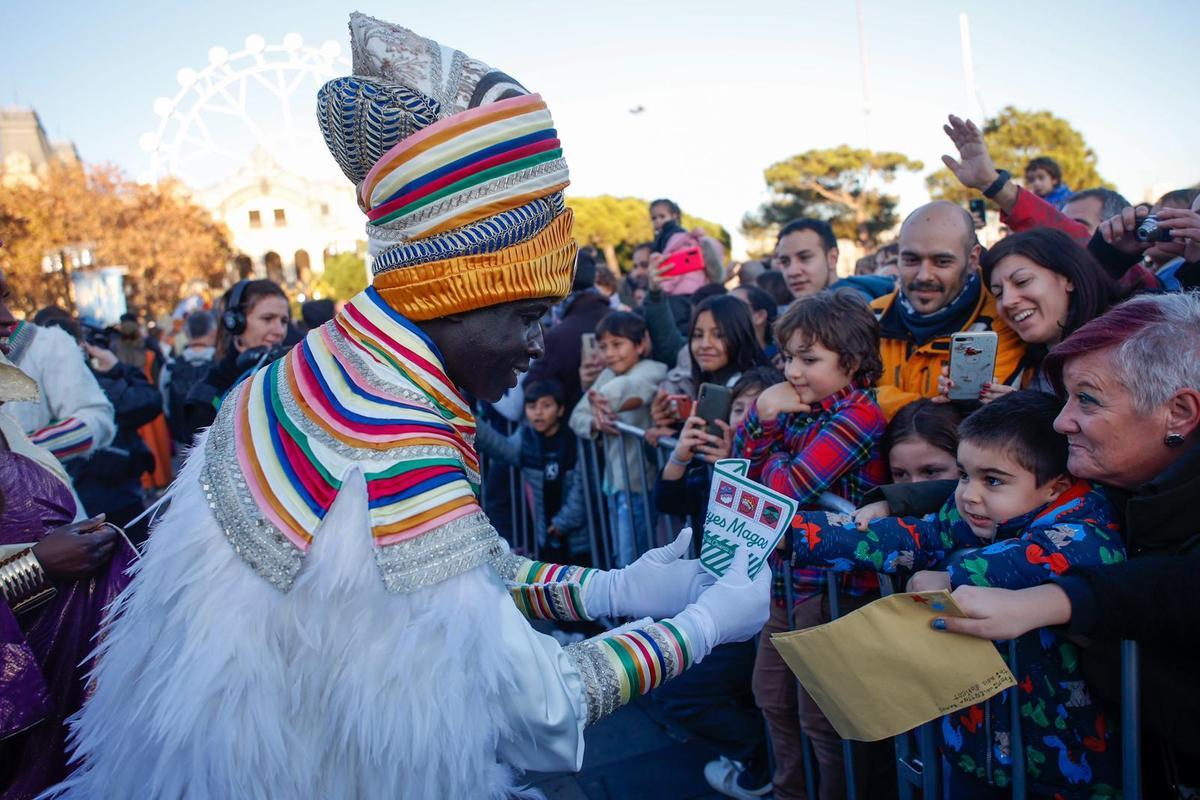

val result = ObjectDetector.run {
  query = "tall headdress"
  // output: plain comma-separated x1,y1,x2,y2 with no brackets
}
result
317,13,577,320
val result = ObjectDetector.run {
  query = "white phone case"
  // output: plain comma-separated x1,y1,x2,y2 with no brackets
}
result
947,331,999,400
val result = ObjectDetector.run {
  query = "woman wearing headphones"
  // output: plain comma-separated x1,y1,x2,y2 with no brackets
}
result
182,279,290,438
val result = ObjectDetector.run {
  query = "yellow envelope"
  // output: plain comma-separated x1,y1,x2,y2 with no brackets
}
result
770,590,1015,741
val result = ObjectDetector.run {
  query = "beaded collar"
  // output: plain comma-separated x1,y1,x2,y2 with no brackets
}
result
202,287,502,593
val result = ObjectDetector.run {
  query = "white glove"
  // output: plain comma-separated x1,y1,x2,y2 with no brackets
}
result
670,544,770,664
584,528,714,620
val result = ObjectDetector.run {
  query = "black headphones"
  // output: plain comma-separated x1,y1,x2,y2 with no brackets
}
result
222,280,250,336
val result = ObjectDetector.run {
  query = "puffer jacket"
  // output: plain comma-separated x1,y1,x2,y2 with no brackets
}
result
870,289,1025,420
792,481,1125,798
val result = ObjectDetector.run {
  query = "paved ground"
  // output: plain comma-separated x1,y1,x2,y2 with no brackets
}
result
526,696,728,799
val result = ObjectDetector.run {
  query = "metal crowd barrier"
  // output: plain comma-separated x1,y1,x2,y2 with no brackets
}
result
476,410,1143,798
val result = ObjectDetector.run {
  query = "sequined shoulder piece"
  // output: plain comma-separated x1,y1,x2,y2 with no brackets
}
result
202,380,303,590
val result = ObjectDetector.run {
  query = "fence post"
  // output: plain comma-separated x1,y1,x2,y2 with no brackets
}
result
629,429,656,552
1008,639,1026,800
611,431,639,566
576,438,603,570
1122,640,1141,800
585,437,612,569
814,494,860,800
503,418,520,552
784,569,820,800
652,445,683,545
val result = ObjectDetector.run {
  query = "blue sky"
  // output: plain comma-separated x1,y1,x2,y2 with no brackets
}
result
2,0,1196,253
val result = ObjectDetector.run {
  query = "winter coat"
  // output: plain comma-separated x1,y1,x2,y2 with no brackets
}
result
68,362,163,517
792,482,1125,797
473,421,588,555
870,289,1025,420
641,288,692,366
525,290,612,410
162,346,215,445
1055,443,1200,790
2,323,115,462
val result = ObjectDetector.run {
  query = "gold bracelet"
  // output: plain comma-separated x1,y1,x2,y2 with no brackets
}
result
0,548,56,614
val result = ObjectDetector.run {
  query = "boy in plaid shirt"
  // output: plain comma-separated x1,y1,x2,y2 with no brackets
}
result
732,289,888,800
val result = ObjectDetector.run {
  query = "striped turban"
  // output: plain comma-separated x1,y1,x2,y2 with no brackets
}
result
317,13,577,320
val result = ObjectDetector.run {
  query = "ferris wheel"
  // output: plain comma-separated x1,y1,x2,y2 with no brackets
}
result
138,32,350,186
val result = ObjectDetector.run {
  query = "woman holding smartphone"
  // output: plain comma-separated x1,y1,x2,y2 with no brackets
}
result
648,295,769,441
938,228,1116,403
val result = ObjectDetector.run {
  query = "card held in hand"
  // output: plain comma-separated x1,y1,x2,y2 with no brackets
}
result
700,459,797,580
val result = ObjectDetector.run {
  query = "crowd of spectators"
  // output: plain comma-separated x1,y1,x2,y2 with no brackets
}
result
467,114,1199,799
1,111,1198,799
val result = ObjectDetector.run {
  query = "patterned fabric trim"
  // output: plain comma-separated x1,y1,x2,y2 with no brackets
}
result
363,93,550,207
375,510,503,593
502,556,599,622
564,620,694,726
29,417,93,462
370,192,565,274
371,209,576,321
347,13,508,121
4,321,36,366
369,158,568,242
316,75,440,187
202,287,499,593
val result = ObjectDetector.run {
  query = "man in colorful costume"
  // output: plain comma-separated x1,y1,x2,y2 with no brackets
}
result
50,14,767,799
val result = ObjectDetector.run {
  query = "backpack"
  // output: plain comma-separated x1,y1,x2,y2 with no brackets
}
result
166,355,212,444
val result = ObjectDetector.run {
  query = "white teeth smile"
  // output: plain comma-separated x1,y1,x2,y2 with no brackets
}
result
1012,309,1035,323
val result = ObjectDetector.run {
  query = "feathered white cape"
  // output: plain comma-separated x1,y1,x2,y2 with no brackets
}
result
48,433,586,799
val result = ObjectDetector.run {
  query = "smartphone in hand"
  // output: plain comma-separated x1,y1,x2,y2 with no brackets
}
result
968,198,987,229
695,383,733,436
668,393,693,420
580,332,598,364
947,331,998,400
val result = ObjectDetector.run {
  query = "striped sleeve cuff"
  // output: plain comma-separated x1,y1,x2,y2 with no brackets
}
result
502,556,599,622
563,619,694,725
29,417,93,461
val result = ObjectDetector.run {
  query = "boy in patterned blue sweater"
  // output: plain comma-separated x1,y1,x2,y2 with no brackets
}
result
789,392,1125,799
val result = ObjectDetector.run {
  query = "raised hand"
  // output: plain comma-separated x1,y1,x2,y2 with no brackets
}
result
941,115,999,191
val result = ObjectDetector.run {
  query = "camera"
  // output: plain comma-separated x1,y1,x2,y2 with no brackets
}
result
1135,215,1173,244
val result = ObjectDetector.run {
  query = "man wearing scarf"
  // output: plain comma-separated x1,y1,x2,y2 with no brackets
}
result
871,201,1025,419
